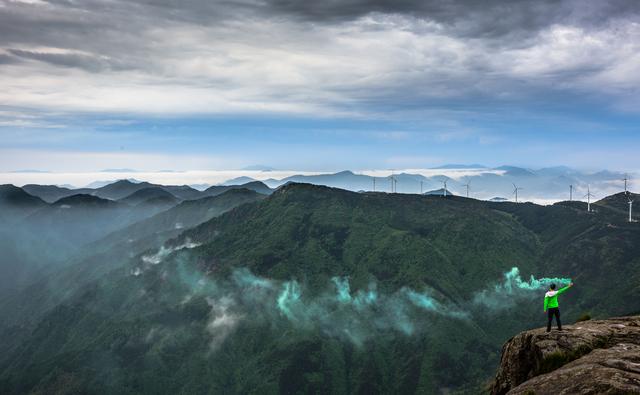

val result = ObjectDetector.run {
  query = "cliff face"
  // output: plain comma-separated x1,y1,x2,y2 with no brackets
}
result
491,316,640,395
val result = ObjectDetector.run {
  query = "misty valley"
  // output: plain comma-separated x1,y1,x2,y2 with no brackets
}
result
1,180,639,394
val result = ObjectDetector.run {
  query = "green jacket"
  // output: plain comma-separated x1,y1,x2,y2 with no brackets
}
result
544,286,570,311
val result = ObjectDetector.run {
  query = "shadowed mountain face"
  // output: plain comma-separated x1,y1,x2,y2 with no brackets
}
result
92,188,267,258
118,187,180,206
0,183,638,394
53,193,119,207
0,191,169,299
21,179,274,203
88,179,160,200
27,194,171,247
0,184,47,222
21,184,91,203
204,180,273,196
22,180,177,202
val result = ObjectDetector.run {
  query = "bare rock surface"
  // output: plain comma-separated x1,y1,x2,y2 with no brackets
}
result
490,316,640,395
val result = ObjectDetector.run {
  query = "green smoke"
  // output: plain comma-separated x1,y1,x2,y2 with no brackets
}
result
501,267,571,291
277,281,303,321
232,268,273,289
147,253,564,347
473,266,572,309
404,289,436,310
269,276,468,343
175,254,218,295
332,277,352,303
331,277,377,308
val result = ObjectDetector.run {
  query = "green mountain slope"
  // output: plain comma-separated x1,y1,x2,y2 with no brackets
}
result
1,184,638,394
183,184,542,296
91,188,266,256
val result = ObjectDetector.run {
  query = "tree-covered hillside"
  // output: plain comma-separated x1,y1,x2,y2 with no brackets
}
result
0,184,638,394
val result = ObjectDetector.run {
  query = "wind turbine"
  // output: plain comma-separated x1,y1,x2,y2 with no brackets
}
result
420,180,423,194
569,184,573,201
389,170,395,193
442,180,448,197
623,174,630,194
462,178,471,198
584,185,595,212
373,177,376,192
629,197,635,223
512,183,523,203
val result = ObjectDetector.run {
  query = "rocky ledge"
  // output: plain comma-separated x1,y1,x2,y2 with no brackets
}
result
490,316,640,395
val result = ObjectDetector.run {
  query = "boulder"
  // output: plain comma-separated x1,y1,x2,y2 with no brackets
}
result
490,316,640,394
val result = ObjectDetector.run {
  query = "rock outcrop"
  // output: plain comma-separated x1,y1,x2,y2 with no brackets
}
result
490,316,640,395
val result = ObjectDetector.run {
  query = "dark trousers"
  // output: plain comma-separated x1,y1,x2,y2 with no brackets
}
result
547,307,561,331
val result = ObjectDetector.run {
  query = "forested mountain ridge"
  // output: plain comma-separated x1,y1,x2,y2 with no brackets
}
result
0,184,638,394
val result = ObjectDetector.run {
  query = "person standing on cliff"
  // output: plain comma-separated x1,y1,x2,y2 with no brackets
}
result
544,282,574,332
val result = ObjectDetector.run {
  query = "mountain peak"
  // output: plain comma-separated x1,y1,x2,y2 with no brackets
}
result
110,179,138,186
220,176,257,186
85,178,144,189
53,194,116,207
119,187,178,205
334,170,355,175
494,166,537,177
274,181,341,195
423,188,454,196
240,180,269,188
0,184,46,206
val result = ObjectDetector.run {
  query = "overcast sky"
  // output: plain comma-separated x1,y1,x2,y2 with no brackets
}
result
1,0,639,172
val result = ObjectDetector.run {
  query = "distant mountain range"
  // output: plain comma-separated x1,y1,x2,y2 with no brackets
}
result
208,166,631,203
18,179,273,204
9,163,633,208
5,165,633,204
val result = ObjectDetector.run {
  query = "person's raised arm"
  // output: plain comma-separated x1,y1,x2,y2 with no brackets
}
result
557,282,574,295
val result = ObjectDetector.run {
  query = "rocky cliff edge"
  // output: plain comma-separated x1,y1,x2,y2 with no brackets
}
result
490,316,640,395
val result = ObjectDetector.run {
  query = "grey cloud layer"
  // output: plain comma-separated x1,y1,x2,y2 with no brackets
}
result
275,0,639,32
4,1,636,47
0,0,638,117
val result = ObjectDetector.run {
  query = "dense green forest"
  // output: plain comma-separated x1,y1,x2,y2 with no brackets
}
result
1,183,638,394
